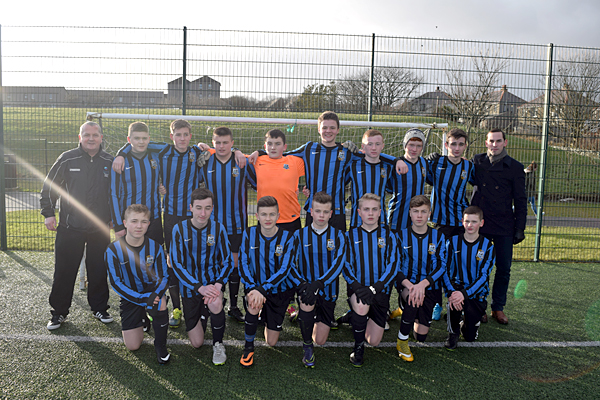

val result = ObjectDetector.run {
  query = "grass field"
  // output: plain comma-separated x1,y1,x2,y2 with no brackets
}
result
0,251,599,399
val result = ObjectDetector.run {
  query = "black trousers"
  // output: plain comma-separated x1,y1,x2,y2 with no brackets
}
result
49,225,110,316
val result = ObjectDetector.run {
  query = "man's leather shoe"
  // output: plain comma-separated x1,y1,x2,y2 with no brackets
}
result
491,311,508,324
481,313,488,323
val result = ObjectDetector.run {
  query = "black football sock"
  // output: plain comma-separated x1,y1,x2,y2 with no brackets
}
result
298,308,315,344
228,269,241,309
351,313,368,345
211,309,226,344
244,312,259,349
168,275,181,310
151,310,169,357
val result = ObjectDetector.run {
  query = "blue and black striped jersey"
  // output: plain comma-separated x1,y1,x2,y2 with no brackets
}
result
344,159,392,228
427,155,475,227
386,156,428,232
110,151,162,231
442,234,495,301
290,225,346,301
169,219,233,298
239,226,295,294
105,237,169,307
198,154,248,236
117,142,203,217
343,225,399,294
397,226,446,290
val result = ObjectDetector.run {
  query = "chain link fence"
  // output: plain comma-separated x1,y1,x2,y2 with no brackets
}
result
1,26,598,260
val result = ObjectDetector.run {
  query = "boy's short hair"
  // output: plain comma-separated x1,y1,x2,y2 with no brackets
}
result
170,119,191,133
80,121,102,135
403,128,425,147
128,122,149,137
213,126,233,138
447,128,468,142
312,191,333,207
317,111,340,129
362,129,383,142
257,195,279,212
409,195,431,210
463,205,484,220
489,128,506,140
266,129,286,144
191,188,214,204
358,193,381,208
124,204,150,220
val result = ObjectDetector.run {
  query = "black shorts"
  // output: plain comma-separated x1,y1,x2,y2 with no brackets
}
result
119,298,146,331
255,289,295,332
350,292,390,328
314,297,337,327
146,217,165,245
400,288,436,328
228,233,243,253
306,212,347,232
164,213,190,251
277,218,302,232
434,224,464,239
182,295,210,332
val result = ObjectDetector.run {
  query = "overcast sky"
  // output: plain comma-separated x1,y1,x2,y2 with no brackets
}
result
2,0,599,48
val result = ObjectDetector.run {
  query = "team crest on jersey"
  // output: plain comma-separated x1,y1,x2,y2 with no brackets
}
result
275,244,284,257
188,152,196,163
207,234,215,246
327,239,335,251
422,167,426,178
476,250,485,261
461,169,467,180
150,159,158,170
145,255,154,267
337,151,345,161
283,164,289,170
103,166,109,178
380,168,387,178
378,237,386,248
232,166,240,177
428,243,436,254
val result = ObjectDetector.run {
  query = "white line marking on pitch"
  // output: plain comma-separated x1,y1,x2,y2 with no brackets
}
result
1,334,599,348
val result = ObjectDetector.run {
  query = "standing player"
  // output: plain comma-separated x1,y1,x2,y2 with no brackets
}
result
343,193,399,367
41,121,114,330
247,129,305,232
395,195,446,362
110,122,163,243
112,119,205,329
443,206,495,349
238,196,296,367
170,188,232,365
290,191,345,368
198,127,249,324
105,204,170,364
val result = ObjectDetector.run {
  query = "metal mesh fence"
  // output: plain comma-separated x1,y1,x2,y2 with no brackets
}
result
1,26,598,260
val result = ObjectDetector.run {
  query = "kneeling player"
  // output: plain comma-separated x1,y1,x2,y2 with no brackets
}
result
395,195,446,362
443,206,495,350
291,191,345,368
105,204,170,364
343,193,399,367
170,188,233,365
239,196,296,367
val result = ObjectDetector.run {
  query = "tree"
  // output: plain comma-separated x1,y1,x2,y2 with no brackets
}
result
294,82,337,112
444,51,509,135
336,67,423,113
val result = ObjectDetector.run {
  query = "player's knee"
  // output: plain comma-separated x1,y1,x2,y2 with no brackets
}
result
125,342,141,351
353,303,369,316
190,338,204,348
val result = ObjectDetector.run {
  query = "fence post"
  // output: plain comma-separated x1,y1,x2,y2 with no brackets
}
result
367,33,375,122
534,43,553,262
182,26,187,116
0,25,7,250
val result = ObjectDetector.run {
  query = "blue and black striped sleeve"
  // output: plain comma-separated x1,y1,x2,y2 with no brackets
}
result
109,168,124,231
169,223,202,293
426,232,447,287
464,244,495,299
215,226,234,285
239,229,259,291
151,245,169,302
375,232,399,288
318,230,346,287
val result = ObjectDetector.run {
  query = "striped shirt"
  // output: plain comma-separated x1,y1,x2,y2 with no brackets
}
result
105,237,169,307
169,219,233,298
345,159,392,228
427,155,475,227
397,226,446,290
443,234,495,301
239,226,295,294
290,225,346,301
110,151,162,232
343,225,399,294
386,156,428,232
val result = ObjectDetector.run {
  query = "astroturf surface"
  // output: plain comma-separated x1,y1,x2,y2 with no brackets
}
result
1,251,599,399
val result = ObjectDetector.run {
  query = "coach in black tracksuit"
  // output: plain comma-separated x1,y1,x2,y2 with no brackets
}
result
40,121,114,330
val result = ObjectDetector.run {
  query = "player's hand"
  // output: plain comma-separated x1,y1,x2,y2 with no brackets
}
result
396,159,409,175
342,140,359,154
408,281,428,307
44,216,57,231
159,184,167,195
197,151,212,168
197,142,210,151
248,151,259,165
234,150,247,168
302,186,311,197
153,295,160,305
354,285,374,305
248,289,266,309
513,229,525,245
112,156,125,174
115,229,126,238
448,291,464,311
